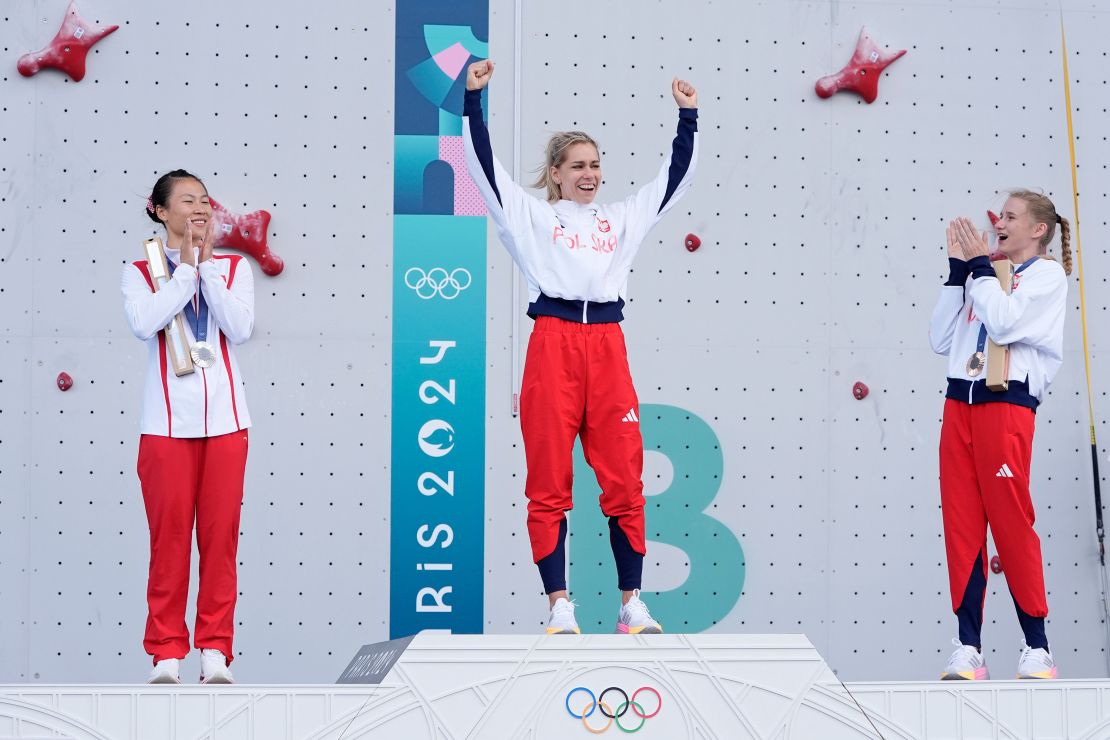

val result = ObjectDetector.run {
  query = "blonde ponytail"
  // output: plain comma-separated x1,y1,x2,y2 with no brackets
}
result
1056,216,1073,276
1007,189,1071,275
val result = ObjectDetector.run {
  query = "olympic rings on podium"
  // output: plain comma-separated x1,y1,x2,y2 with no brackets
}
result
566,687,596,718
565,685,662,733
629,686,662,718
403,267,472,300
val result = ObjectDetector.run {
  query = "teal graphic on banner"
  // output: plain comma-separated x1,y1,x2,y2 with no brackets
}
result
391,217,486,635
392,2,488,637
569,405,745,632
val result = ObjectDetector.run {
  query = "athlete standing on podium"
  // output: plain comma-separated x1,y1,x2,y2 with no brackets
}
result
462,59,698,635
122,170,254,684
929,191,1071,680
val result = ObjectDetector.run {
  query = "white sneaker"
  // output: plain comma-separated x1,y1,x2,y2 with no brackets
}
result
941,638,989,680
148,658,182,684
199,649,234,684
546,597,581,635
616,589,663,634
1017,640,1057,679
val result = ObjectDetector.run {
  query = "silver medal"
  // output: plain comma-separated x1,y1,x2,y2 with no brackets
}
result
190,341,217,369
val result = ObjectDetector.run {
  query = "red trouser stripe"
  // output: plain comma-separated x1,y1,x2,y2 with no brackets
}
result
939,399,1048,617
133,261,174,436
520,316,646,562
137,431,249,663
220,333,240,430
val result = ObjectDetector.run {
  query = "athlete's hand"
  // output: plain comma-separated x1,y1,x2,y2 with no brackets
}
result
179,220,197,267
945,222,964,260
196,219,214,264
953,217,990,260
467,60,494,91
672,78,697,108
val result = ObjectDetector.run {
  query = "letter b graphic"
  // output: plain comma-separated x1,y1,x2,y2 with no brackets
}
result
569,405,745,632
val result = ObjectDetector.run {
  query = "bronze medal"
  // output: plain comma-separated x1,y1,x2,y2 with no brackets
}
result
966,351,985,378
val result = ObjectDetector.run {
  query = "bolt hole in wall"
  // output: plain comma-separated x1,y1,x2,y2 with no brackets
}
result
1,0,1108,684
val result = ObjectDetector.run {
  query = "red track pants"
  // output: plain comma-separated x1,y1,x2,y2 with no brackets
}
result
939,399,1047,617
137,431,248,664
520,316,646,563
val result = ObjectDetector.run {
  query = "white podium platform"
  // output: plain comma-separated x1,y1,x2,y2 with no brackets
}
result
2,634,1109,739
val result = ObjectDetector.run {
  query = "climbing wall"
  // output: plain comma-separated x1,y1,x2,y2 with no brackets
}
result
480,0,1110,681
0,1,396,684
0,0,1107,685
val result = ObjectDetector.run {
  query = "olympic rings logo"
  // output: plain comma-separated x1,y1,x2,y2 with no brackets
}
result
565,686,662,734
404,267,472,300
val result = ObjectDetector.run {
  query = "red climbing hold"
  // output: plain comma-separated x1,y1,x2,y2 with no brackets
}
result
17,1,118,82
852,381,869,400
815,27,906,104
56,372,73,391
684,233,701,252
984,211,1008,259
990,555,1003,574
209,198,283,276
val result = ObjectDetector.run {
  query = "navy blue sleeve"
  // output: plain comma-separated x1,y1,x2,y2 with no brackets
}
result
658,108,698,214
966,254,994,280
945,258,970,286
463,88,502,208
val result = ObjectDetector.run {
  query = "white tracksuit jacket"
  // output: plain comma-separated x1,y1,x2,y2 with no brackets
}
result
462,88,698,323
121,247,254,437
929,254,1067,408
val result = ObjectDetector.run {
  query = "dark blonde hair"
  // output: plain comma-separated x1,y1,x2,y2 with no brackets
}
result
1007,189,1073,275
532,131,599,203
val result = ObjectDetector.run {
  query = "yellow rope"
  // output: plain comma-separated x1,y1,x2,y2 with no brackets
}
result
1060,17,1097,441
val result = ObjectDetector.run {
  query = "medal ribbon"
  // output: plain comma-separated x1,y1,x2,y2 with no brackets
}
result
167,258,209,344
973,255,1040,358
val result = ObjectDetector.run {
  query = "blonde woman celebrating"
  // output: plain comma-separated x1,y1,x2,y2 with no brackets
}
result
463,59,698,635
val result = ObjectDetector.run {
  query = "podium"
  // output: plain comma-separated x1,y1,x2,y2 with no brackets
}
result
3,634,1110,738
337,632,878,738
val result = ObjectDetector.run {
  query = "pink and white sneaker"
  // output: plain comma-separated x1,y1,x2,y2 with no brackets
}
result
941,638,989,680
616,590,663,635
1017,640,1057,679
